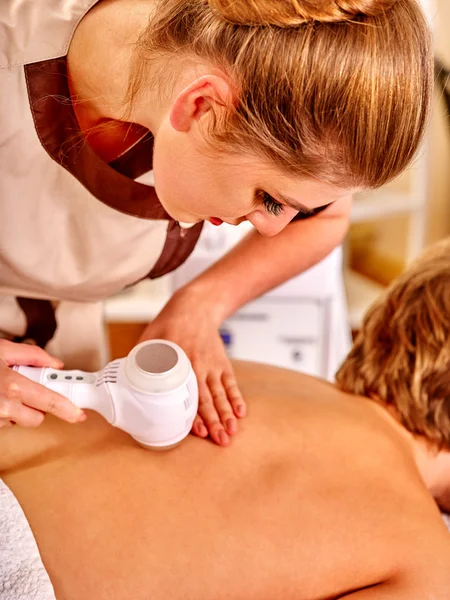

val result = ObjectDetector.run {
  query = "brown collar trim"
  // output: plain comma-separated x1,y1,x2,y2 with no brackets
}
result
148,221,204,280
109,131,155,179
24,57,171,220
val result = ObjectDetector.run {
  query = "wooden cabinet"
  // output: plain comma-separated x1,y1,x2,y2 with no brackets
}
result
106,322,148,361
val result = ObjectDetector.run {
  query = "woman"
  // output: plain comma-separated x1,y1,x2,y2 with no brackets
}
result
0,0,433,445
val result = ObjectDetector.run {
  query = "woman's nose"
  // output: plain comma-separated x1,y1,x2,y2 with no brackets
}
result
246,210,295,237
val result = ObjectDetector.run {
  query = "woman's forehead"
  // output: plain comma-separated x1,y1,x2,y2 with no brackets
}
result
217,153,356,199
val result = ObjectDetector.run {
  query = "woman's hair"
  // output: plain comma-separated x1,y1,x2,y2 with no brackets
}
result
131,0,433,188
336,238,450,449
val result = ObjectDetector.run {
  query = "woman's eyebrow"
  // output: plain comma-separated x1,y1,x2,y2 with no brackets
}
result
277,193,314,213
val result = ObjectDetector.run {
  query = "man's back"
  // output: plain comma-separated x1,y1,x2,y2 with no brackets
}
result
1,361,449,599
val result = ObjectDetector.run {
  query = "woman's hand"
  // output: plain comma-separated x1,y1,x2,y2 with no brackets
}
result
0,340,87,429
139,290,247,447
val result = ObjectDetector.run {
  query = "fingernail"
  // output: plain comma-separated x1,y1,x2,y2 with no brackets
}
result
236,405,246,417
77,410,87,423
226,419,237,435
218,430,229,446
197,423,207,437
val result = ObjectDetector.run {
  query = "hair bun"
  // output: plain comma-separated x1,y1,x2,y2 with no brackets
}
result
208,0,397,26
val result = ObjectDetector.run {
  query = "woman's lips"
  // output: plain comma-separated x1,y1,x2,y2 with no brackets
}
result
209,217,223,226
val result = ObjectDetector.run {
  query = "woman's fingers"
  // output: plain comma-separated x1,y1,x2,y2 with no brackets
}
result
198,378,230,446
21,378,86,423
0,396,45,428
0,364,86,426
222,371,247,419
0,339,64,369
0,339,84,425
191,414,208,438
197,371,246,445
208,374,238,436
192,364,247,446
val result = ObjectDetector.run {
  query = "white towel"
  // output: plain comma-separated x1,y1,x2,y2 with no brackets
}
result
0,479,56,600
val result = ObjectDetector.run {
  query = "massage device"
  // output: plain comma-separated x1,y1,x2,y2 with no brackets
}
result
13,340,198,450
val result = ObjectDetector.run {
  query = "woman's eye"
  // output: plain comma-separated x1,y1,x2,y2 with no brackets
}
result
260,191,284,217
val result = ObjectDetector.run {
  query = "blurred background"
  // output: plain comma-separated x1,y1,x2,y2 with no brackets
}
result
104,0,450,380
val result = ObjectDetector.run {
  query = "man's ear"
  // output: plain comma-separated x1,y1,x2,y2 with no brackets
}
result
169,75,235,132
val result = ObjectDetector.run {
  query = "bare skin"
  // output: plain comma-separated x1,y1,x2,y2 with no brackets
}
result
1,361,449,600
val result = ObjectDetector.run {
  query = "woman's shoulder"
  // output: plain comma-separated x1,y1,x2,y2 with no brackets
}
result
0,0,99,69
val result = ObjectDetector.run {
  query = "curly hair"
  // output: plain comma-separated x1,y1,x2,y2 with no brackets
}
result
336,239,450,448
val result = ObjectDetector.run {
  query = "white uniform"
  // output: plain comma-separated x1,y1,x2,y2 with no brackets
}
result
0,0,203,369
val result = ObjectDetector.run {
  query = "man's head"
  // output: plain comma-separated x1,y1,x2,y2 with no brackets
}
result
336,238,450,450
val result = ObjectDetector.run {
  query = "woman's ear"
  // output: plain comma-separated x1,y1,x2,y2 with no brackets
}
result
169,74,235,132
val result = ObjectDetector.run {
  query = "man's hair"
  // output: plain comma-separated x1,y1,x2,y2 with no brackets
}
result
129,0,433,189
336,238,450,448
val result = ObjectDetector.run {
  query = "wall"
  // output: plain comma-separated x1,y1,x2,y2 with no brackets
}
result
348,0,450,284
427,0,450,243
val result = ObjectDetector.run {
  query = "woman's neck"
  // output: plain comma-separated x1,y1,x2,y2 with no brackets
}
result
67,0,157,129
67,0,159,160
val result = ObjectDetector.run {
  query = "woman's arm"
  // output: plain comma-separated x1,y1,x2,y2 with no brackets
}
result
140,196,352,445
183,195,351,322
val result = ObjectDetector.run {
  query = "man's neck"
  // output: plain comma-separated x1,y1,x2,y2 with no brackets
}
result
371,401,449,510
411,438,450,510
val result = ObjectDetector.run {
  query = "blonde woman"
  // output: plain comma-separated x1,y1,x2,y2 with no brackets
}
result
0,0,433,445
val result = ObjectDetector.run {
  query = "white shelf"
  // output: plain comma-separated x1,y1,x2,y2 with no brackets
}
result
350,137,430,263
103,277,170,323
351,190,423,223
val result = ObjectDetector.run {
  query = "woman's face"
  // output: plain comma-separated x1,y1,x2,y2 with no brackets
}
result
152,126,352,236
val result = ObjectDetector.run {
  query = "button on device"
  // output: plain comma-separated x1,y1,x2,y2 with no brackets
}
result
46,371,94,384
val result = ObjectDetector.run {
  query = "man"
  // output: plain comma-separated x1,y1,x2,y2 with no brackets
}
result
1,240,450,599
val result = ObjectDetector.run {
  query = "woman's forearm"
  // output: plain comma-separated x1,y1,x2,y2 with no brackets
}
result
177,197,351,324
